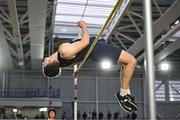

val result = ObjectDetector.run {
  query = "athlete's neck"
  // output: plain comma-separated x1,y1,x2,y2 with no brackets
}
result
50,52,59,63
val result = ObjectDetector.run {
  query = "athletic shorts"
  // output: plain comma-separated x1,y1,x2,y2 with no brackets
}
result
89,38,122,65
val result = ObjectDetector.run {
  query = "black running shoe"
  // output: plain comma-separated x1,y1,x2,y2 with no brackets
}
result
126,94,139,111
115,91,139,112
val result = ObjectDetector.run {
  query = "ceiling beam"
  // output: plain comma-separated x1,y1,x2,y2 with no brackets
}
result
0,7,10,20
0,14,10,23
105,0,133,40
118,32,136,43
127,11,142,35
54,25,102,37
25,50,31,58
3,26,16,44
137,23,180,61
128,0,180,56
28,0,47,69
117,23,142,30
9,47,18,57
155,37,180,63
152,0,163,15
55,22,102,28
0,22,13,70
22,34,29,44
7,0,24,65
56,13,108,18
19,11,28,23
58,1,114,8
129,10,144,19
115,33,128,50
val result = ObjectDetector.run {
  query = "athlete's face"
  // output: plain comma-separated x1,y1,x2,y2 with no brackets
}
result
42,57,55,67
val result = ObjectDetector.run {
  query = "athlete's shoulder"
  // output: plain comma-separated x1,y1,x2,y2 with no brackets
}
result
54,37,71,46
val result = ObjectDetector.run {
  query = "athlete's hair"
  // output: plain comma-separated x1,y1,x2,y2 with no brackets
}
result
42,61,61,78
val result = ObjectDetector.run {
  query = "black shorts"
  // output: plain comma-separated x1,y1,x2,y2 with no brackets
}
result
89,39,122,65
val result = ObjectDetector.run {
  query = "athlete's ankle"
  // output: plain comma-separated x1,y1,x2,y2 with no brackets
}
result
120,88,131,96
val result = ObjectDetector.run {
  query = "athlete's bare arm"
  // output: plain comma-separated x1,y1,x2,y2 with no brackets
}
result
58,21,90,59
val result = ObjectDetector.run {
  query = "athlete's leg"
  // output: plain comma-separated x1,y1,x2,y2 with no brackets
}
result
117,50,137,90
115,50,138,112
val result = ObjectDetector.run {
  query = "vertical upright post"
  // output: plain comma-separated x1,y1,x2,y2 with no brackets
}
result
164,79,169,102
47,78,50,98
2,72,6,97
143,74,147,119
95,76,99,118
73,65,78,120
143,0,156,119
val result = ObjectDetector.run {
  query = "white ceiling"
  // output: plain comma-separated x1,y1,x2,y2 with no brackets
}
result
55,0,116,25
54,0,118,38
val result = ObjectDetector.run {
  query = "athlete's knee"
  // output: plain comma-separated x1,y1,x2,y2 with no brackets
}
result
130,56,137,67
125,54,137,67
118,50,137,66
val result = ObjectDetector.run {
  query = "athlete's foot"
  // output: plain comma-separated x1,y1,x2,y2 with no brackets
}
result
115,91,139,112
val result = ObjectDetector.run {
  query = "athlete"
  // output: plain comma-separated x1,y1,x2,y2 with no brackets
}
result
42,21,138,112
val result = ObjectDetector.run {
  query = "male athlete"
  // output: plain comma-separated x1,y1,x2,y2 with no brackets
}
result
42,21,138,112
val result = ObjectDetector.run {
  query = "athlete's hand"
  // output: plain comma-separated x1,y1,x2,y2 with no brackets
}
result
77,20,88,30
77,20,90,45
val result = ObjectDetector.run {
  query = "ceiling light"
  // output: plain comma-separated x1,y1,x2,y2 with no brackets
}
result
101,60,111,69
170,19,179,28
18,61,24,66
13,108,17,113
160,62,169,71
174,19,180,25
39,107,47,112
170,97,174,101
